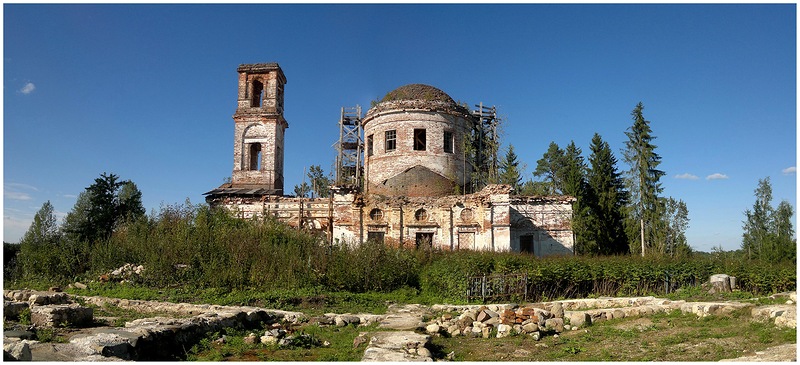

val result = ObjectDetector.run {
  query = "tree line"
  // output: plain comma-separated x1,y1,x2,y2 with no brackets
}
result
496,102,794,262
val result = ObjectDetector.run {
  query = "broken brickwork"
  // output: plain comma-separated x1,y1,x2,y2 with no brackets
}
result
206,64,575,256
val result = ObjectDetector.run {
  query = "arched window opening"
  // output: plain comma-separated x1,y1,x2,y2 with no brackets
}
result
249,143,262,171
251,80,264,107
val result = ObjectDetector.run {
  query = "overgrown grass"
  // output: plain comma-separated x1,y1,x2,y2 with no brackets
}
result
6,201,796,307
186,322,378,361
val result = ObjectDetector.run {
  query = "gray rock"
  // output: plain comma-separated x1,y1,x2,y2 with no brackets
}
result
3,339,32,361
545,318,564,333
425,324,440,334
522,322,539,333
551,303,564,318
31,304,93,328
4,330,35,340
73,282,88,290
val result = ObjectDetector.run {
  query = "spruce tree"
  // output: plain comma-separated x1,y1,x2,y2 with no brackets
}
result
586,133,629,255
622,102,665,256
499,144,523,191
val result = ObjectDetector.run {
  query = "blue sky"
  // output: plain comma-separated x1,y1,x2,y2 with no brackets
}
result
3,4,796,252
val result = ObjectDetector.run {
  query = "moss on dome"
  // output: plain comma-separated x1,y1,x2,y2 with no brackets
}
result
380,84,457,104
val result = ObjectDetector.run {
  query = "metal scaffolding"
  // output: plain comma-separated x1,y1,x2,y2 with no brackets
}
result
334,105,363,188
470,102,501,192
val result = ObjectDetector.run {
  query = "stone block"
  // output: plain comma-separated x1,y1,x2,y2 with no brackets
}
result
565,311,590,328
30,304,93,328
4,301,29,320
544,318,564,333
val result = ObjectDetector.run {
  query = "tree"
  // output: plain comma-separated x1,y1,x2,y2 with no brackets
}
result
742,177,795,262
655,197,691,257
560,141,591,254
585,133,629,255
498,144,523,191
18,201,63,279
534,142,565,195
64,173,145,244
307,165,332,198
294,182,311,198
622,102,665,256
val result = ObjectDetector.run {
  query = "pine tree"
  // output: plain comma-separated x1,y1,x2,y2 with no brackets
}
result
65,173,145,243
498,144,523,191
307,165,332,198
586,133,629,255
622,102,665,256
534,142,565,195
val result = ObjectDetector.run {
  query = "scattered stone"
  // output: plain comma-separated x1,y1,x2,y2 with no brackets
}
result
551,302,564,318
243,333,258,344
49,287,62,293
522,322,539,333
212,335,226,345
496,324,512,338
531,331,541,341
446,351,456,360
3,340,32,361
425,323,440,335
73,282,88,290
545,318,564,333
261,335,278,345
353,333,369,348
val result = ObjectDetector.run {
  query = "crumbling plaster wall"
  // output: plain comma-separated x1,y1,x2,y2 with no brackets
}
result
363,108,472,197
510,197,575,257
208,188,573,256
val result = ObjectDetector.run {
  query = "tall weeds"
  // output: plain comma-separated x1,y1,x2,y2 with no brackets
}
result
7,201,795,303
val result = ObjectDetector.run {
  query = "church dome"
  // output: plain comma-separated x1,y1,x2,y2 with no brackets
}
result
365,84,472,120
380,84,457,105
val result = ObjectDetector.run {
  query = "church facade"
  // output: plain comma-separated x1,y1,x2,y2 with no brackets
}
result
205,63,575,256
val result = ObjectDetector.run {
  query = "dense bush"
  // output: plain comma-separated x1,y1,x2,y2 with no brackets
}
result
7,201,796,303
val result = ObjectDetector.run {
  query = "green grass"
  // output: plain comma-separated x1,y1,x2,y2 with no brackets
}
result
428,309,796,361
186,322,379,361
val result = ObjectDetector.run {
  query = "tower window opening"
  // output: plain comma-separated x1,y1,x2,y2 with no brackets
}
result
414,129,426,151
249,143,262,171
385,130,396,152
443,131,453,153
367,134,374,156
251,80,264,107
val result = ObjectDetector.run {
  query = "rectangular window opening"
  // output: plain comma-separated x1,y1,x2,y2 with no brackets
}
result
416,232,434,249
443,131,454,153
367,231,385,244
414,129,426,151
385,130,396,152
367,134,374,156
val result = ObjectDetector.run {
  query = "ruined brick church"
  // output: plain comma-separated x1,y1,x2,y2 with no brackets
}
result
205,63,575,256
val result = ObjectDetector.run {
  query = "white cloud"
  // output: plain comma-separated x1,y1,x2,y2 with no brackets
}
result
4,191,32,201
706,173,729,180
4,215,33,243
4,183,38,201
782,166,796,175
675,173,699,180
19,82,35,94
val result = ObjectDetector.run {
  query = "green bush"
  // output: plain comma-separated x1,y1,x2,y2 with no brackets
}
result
9,200,795,303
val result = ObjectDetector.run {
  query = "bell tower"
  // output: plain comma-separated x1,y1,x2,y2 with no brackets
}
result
230,63,287,194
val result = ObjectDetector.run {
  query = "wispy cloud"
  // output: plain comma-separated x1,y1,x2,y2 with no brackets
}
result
706,173,729,180
4,191,33,201
6,183,39,191
19,82,36,95
4,182,38,201
782,166,796,175
675,173,699,180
